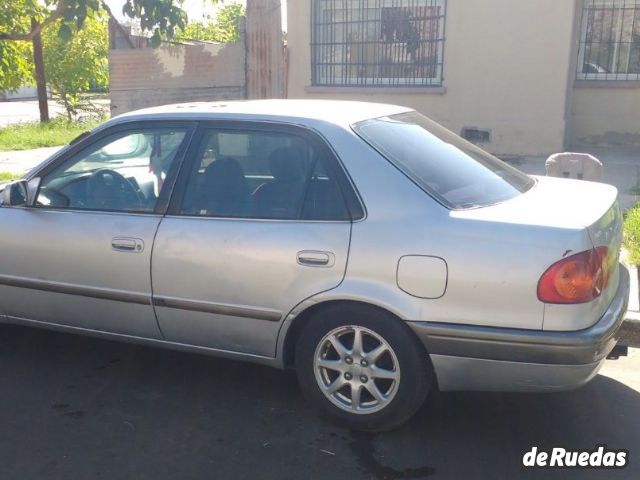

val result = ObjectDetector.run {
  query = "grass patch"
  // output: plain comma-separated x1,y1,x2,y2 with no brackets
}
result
624,204,640,265
0,172,22,182
0,117,104,151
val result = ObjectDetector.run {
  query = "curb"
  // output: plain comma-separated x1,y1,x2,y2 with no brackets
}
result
621,315,640,348
620,257,640,347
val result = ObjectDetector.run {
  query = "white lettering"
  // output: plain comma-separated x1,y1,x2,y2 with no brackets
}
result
603,452,616,467
523,447,537,467
577,452,589,467
523,446,628,469
590,446,604,466
550,448,566,467
615,452,627,467
537,452,548,466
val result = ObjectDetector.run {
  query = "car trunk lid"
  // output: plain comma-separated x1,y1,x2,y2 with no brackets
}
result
453,176,623,330
452,176,618,230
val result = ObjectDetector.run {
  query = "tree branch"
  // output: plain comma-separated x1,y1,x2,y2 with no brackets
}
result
0,0,67,41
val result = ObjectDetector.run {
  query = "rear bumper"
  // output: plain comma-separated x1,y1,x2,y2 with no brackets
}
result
408,264,629,392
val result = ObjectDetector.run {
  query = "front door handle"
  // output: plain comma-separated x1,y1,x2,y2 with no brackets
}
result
297,251,334,267
112,237,144,253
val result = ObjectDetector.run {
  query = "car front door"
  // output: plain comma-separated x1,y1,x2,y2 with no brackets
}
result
151,122,360,357
0,122,194,338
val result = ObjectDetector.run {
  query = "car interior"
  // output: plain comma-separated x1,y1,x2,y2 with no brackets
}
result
36,129,187,213
180,130,350,220
34,128,350,221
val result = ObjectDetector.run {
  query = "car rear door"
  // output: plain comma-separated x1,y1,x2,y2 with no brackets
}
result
0,122,195,338
151,122,360,357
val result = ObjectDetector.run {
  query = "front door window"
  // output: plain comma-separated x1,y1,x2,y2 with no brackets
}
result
37,128,189,213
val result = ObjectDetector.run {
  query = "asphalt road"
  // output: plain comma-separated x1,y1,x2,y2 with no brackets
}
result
0,324,638,480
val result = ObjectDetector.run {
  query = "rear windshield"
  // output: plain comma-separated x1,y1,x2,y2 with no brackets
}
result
352,111,534,209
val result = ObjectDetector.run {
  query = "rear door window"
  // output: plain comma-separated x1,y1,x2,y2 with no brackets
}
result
179,128,351,221
352,111,534,209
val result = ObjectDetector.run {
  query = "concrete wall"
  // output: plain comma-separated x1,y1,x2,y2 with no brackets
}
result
570,86,640,147
287,0,579,156
109,42,245,115
0,86,39,101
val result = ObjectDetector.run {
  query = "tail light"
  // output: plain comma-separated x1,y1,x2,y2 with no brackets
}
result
537,246,610,304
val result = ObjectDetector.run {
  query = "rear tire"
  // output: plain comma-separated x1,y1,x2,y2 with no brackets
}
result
295,304,431,432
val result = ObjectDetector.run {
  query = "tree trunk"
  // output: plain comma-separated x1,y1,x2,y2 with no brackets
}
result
60,90,72,122
31,18,49,123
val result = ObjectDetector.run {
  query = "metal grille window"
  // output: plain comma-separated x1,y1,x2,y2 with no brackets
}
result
311,0,447,87
577,0,640,80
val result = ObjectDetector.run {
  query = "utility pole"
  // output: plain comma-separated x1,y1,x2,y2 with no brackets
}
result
245,0,284,99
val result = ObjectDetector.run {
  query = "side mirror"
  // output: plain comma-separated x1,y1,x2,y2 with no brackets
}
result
2,180,28,206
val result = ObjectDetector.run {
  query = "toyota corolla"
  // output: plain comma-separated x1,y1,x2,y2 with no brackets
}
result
0,100,628,431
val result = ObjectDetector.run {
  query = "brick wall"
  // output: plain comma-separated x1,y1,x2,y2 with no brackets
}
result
109,42,246,115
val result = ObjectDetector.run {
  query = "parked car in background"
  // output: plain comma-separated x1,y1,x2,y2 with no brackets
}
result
0,100,629,431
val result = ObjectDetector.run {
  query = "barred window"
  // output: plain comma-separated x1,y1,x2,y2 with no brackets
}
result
311,0,447,87
577,0,640,80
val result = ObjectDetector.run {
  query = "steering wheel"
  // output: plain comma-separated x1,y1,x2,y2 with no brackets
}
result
86,169,144,211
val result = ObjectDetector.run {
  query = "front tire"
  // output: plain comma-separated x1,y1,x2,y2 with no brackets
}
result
295,304,431,432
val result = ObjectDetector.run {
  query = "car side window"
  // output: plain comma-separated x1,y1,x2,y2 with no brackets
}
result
37,127,189,213
180,129,350,221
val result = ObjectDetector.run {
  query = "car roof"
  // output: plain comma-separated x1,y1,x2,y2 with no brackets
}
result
105,100,413,129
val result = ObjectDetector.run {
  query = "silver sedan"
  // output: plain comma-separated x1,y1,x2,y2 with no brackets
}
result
0,100,628,431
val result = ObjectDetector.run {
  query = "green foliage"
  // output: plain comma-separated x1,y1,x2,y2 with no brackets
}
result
0,0,38,37
0,0,103,42
624,204,640,265
0,41,32,92
0,0,190,51
0,0,206,102
214,3,244,42
0,116,103,151
0,11,108,113
122,0,188,47
175,3,245,43
43,14,108,120
0,1,33,90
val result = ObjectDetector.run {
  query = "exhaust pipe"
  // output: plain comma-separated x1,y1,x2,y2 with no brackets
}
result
607,344,628,360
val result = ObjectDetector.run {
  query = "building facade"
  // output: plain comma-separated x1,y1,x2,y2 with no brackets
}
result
287,0,640,156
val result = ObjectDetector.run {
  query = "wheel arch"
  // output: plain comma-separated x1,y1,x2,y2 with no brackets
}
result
280,299,431,371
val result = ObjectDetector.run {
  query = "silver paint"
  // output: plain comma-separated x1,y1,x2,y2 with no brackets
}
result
0,100,629,395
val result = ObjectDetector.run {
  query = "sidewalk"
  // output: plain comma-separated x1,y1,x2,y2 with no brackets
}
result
0,100,66,127
0,99,109,127
622,261,640,347
508,146,640,211
0,146,61,176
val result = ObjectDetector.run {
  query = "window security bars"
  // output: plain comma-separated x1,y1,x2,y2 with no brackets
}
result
311,0,447,87
577,0,640,80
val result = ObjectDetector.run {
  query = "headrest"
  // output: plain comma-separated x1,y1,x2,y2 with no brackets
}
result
204,157,247,191
268,147,306,183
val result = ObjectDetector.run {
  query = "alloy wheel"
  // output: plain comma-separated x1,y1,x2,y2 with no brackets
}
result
313,325,400,414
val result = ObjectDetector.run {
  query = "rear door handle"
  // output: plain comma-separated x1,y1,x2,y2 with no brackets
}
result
297,251,334,267
112,237,144,253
